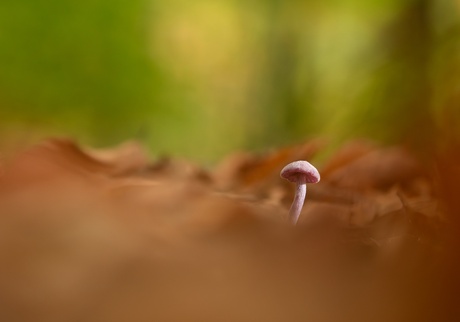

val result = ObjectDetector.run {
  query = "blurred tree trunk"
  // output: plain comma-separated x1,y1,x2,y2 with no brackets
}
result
351,0,437,154
251,0,316,148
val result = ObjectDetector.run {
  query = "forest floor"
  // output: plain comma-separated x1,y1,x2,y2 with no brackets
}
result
0,138,459,322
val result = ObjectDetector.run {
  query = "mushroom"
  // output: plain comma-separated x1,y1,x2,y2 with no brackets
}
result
280,160,320,225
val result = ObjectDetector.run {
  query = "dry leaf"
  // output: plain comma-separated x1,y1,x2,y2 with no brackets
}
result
0,137,452,322
325,146,423,190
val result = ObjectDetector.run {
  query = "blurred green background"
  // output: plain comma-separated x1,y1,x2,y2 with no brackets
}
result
0,0,459,162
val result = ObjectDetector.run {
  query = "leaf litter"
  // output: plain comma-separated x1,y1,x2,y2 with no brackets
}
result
0,137,457,322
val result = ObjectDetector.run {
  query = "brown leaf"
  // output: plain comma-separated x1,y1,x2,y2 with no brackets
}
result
321,139,376,178
0,137,450,322
83,140,151,176
325,146,423,190
213,139,323,191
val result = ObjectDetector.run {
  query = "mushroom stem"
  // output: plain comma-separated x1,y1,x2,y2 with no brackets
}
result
289,179,306,225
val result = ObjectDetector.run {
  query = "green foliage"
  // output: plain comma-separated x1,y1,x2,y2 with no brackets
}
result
0,0,459,161
0,0,162,143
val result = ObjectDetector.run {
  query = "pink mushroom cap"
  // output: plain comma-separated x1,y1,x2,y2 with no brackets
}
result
280,160,320,184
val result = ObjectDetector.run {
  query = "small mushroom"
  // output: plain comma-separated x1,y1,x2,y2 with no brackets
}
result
280,160,320,225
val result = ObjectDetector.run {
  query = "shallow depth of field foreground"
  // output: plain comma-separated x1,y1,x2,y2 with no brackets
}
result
0,138,459,322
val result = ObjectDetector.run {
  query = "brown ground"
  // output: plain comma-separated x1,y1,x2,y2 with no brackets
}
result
0,138,458,322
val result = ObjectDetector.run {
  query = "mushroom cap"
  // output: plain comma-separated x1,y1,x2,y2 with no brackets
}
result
280,160,320,184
